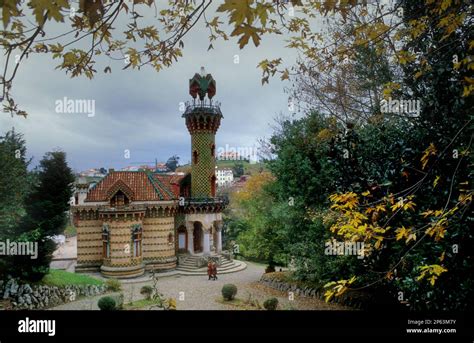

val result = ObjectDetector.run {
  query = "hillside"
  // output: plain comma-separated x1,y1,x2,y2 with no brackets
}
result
176,160,267,176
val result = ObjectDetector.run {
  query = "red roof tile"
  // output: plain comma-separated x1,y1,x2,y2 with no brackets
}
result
85,171,180,202
152,174,186,198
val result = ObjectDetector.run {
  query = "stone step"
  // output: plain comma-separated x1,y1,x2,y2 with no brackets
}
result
178,261,234,269
178,256,233,267
177,261,234,269
175,261,247,275
118,261,248,282
176,263,237,273
181,258,229,264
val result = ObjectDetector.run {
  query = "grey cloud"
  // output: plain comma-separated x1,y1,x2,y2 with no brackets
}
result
0,8,296,171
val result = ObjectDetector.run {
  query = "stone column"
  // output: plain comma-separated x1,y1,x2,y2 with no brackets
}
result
203,226,211,256
216,221,223,253
186,221,194,254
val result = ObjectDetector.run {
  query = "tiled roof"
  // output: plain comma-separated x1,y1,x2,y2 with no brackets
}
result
152,173,186,199
85,171,183,202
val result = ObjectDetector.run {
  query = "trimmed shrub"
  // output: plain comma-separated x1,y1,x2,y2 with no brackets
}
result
110,293,124,310
265,265,276,273
221,284,238,301
98,296,116,311
140,286,153,300
105,278,121,292
263,297,279,310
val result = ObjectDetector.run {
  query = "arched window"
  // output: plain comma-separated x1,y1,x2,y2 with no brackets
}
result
193,150,198,164
131,224,142,257
168,233,174,246
102,224,110,258
211,144,215,157
110,190,129,207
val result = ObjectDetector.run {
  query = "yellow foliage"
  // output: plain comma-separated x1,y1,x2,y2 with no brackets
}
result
382,82,401,99
317,128,335,142
329,192,359,211
425,221,447,241
323,276,356,302
420,143,437,170
416,264,447,286
233,171,274,203
395,226,417,244
167,298,177,310
391,195,416,212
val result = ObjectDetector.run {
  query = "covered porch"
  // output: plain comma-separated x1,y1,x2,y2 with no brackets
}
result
177,213,223,256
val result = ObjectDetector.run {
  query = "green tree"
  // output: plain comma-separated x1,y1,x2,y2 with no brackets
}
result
0,128,31,278
165,155,180,172
0,128,30,238
232,161,245,178
14,151,75,281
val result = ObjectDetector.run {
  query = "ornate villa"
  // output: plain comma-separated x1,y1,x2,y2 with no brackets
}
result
71,69,233,278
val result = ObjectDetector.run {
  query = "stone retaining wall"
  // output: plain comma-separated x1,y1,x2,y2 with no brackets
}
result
260,273,365,309
0,278,106,310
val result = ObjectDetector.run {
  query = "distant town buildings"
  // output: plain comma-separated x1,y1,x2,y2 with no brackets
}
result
215,167,234,187
79,168,106,178
121,162,169,172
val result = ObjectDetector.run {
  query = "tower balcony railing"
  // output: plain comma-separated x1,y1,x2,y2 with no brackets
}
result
182,195,229,207
183,99,222,116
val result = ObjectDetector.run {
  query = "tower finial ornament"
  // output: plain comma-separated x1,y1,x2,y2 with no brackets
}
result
189,67,216,101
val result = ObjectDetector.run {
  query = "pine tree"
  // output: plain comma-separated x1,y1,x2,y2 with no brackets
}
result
0,129,30,278
14,151,75,281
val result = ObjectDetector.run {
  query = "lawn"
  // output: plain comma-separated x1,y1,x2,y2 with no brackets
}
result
41,269,104,287
63,225,77,237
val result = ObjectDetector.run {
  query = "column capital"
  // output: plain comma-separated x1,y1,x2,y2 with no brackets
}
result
202,224,212,234
215,221,224,232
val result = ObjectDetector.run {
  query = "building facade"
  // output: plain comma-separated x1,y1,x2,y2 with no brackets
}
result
215,167,234,188
72,70,228,278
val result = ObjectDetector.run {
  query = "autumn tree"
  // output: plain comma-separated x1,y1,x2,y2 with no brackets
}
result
321,0,473,310
3,1,471,118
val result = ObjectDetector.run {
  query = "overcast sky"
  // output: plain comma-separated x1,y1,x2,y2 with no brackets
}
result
0,3,306,173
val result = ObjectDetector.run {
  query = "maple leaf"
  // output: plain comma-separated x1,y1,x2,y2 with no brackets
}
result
255,2,274,27
217,0,255,26
231,24,261,49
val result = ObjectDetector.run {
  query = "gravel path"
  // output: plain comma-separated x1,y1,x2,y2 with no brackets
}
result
49,262,349,311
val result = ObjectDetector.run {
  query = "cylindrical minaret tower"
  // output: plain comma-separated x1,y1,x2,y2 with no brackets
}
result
183,67,223,198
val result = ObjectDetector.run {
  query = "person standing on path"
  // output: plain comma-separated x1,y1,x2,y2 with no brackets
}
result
207,261,213,280
212,262,218,280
